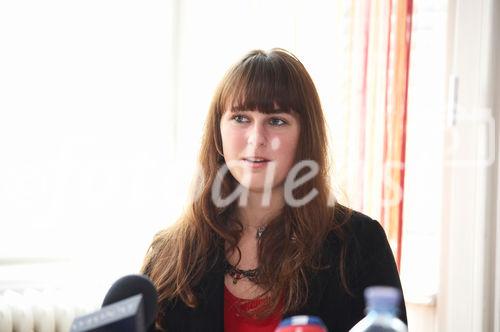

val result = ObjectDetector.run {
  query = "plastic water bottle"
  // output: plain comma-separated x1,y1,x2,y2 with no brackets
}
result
349,286,407,332
275,315,328,332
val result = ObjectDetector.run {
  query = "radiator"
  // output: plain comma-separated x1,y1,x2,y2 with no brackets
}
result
0,289,95,332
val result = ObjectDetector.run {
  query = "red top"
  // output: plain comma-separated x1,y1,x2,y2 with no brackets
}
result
224,285,283,332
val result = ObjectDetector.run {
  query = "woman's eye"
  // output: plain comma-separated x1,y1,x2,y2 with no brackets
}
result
269,118,287,126
232,115,249,123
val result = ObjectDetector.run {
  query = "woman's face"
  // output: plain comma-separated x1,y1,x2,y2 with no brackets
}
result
220,105,300,193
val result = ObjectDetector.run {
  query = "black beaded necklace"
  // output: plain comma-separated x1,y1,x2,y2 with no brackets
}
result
225,261,259,284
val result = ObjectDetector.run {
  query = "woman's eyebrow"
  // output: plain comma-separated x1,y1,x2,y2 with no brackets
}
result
229,103,292,111
229,108,250,113
228,105,297,118
268,109,298,118
265,108,290,114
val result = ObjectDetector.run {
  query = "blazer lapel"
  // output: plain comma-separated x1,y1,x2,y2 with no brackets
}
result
197,255,225,332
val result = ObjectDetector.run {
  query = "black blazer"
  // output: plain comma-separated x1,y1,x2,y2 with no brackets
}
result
154,210,407,332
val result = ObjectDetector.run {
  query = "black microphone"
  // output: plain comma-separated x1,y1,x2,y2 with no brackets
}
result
70,274,158,332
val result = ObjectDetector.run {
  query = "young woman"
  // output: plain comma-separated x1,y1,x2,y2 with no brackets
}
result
141,48,407,332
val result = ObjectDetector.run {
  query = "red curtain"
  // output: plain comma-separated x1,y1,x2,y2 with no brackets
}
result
333,0,413,268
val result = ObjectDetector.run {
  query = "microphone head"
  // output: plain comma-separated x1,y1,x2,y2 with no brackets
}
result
102,274,158,328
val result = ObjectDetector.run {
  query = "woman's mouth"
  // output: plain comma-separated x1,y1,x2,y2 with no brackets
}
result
243,157,270,169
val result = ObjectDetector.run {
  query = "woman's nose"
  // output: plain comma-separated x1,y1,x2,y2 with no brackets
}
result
247,123,267,147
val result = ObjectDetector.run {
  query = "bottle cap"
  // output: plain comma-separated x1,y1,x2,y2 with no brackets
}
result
276,315,327,332
364,286,401,311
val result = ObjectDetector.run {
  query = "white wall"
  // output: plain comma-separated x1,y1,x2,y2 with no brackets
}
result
0,0,177,300
439,0,498,330
493,1,500,330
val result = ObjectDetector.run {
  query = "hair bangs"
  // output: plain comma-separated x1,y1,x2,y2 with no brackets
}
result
220,52,303,116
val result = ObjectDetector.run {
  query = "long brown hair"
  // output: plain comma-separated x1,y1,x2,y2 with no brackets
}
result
141,48,352,327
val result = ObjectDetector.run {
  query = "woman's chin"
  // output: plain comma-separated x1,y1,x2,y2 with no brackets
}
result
239,181,284,195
